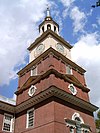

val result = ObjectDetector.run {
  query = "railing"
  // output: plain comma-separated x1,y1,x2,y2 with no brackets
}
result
0,95,16,105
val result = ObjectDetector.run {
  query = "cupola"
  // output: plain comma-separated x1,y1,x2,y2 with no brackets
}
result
39,7,59,35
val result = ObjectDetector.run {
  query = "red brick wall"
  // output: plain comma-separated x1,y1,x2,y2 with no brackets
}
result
18,54,86,90
17,54,89,107
0,112,3,132
54,122,69,133
72,69,86,86
14,100,96,133
15,102,55,133
15,123,54,133
54,102,96,133
15,112,26,133
17,73,89,105
18,71,31,89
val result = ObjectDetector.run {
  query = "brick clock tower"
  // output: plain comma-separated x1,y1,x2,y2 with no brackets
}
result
14,8,98,133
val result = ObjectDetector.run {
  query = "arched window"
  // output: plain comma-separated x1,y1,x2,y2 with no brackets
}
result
42,26,44,32
54,26,56,32
72,113,84,124
65,113,90,133
72,113,84,133
76,123,81,133
75,117,82,133
75,117,81,122
47,24,51,30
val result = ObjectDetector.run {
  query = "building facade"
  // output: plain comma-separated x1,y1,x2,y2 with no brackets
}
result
0,8,98,133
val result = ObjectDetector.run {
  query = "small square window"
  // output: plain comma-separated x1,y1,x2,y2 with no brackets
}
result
66,65,72,74
31,67,37,76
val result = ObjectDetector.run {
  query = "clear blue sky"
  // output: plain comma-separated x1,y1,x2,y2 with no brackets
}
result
0,0,100,107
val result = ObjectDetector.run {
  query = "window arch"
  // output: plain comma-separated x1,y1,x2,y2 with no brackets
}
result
75,117,81,122
54,26,56,32
42,26,44,32
72,113,84,133
72,112,84,124
47,24,51,30
65,113,90,133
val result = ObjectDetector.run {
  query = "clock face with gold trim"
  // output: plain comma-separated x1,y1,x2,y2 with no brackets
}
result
56,43,64,54
36,44,45,55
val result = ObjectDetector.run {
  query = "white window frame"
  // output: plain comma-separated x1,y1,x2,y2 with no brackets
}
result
31,66,37,76
72,112,84,124
66,65,72,74
65,113,90,133
72,112,84,133
26,108,34,128
70,127,74,133
2,113,13,132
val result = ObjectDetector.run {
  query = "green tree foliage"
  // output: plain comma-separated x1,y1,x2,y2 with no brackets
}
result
95,110,100,133
97,110,100,119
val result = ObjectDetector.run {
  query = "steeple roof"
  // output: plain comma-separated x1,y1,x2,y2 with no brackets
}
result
39,7,59,34
46,6,51,17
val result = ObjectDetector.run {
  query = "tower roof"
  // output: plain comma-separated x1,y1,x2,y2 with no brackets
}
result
46,5,51,17
39,7,59,34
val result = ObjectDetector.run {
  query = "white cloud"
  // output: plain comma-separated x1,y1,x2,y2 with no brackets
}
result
86,9,93,17
0,0,48,86
60,0,87,33
92,24,98,29
60,0,75,7
97,17,100,25
60,0,75,18
71,32,100,107
70,6,86,33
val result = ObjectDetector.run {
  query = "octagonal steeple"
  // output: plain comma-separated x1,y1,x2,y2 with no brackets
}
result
39,7,59,35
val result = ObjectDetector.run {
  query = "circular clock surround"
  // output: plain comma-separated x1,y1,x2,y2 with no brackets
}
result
36,44,45,56
28,85,37,97
56,43,64,54
68,84,77,95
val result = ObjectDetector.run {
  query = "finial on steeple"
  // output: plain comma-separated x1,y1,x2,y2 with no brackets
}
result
46,4,51,17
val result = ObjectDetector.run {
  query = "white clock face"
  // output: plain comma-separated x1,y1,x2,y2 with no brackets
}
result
36,44,45,55
56,43,64,53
